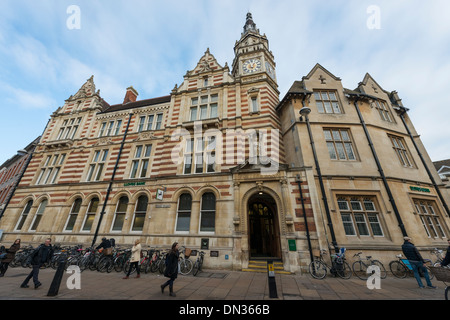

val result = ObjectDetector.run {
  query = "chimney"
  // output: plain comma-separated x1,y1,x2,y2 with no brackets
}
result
123,86,139,104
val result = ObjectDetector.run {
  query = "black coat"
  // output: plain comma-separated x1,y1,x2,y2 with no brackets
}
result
96,239,112,250
441,246,450,267
31,244,54,266
2,243,20,263
401,241,424,263
164,250,179,280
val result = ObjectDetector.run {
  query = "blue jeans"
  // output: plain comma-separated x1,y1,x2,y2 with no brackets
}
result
409,260,432,287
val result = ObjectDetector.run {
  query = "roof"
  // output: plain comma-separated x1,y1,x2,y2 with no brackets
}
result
276,80,313,111
99,95,171,114
433,159,450,172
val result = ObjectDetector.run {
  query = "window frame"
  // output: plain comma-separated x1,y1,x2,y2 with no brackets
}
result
199,192,216,234
81,197,99,232
314,90,342,114
189,94,219,121
15,200,33,231
29,199,48,232
130,195,148,232
323,128,357,161
111,196,129,232
414,199,447,239
175,193,192,234
64,198,82,232
389,135,415,168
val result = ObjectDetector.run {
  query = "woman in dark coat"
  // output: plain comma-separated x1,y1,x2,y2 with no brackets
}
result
0,239,21,277
161,242,179,297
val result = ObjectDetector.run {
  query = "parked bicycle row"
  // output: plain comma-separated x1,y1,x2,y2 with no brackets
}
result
0,237,207,277
309,237,450,285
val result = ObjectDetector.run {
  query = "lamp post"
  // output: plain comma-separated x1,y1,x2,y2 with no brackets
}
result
299,106,339,253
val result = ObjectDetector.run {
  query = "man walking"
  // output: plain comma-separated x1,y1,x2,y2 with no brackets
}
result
21,238,54,289
401,236,436,289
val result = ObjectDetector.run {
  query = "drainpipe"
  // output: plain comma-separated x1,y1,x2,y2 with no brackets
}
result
399,109,450,217
351,97,408,237
296,175,314,263
91,112,134,247
300,100,339,253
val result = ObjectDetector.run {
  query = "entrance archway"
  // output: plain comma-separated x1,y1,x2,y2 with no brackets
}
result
248,192,281,259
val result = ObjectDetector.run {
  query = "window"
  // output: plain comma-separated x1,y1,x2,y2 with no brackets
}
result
337,196,384,237
131,195,148,232
183,136,216,174
15,200,33,230
414,199,447,238
82,197,99,231
112,196,128,232
137,114,159,132
36,154,66,185
389,135,414,168
130,145,152,179
374,100,394,122
155,114,163,130
65,198,82,231
176,193,192,232
99,119,122,137
324,129,356,161
200,193,216,232
86,150,108,182
190,94,219,121
57,117,82,140
250,96,259,113
314,90,341,114
30,199,47,231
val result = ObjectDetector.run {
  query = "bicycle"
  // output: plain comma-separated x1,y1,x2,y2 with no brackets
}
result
351,251,387,280
178,246,193,275
309,248,352,280
388,254,435,280
192,251,205,276
430,248,445,267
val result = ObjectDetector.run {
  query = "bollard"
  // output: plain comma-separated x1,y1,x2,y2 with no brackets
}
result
267,260,278,298
47,260,66,297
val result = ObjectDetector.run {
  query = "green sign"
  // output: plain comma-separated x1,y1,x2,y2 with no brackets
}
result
124,182,145,187
288,239,297,252
410,186,430,193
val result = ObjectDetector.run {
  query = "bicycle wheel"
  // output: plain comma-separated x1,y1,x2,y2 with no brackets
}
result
114,256,125,272
352,261,368,280
372,260,387,279
337,261,352,279
309,260,327,279
445,286,449,301
389,261,407,278
150,260,159,273
179,259,193,275
159,260,166,274
97,256,109,273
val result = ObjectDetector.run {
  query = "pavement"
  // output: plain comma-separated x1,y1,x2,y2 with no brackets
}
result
0,266,447,301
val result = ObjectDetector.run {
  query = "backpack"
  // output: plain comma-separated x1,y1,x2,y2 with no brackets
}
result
110,238,116,247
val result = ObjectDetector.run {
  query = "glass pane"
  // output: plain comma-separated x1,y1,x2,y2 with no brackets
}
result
313,92,320,100
138,116,145,132
65,214,77,231
71,199,82,214
178,194,192,211
335,143,346,160
323,130,332,141
87,198,99,213
332,102,340,113
176,212,191,232
338,200,349,211
210,103,218,118
324,102,332,113
355,214,370,236
316,101,324,113
83,214,95,231
363,201,375,211
368,213,383,236
140,159,149,177
112,213,125,231
321,92,328,100
201,193,216,210
329,92,337,100
95,163,104,181
155,114,163,130
200,211,215,232
117,196,128,213
351,201,362,211
135,146,143,159
31,215,42,231
201,96,208,104
327,142,337,160
344,143,355,160
184,155,192,174
200,105,208,119
37,200,48,214
144,145,152,158
332,130,341,141
190,107,197,121
341,131,350,141
191,98,198,106
136,196,148,212
146,115,154,130
132,213,145,231
341,214,356,235
211,94,218,103
24,200,33,214
101,150,108,162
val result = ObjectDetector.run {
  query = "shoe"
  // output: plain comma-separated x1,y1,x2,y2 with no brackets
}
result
122,276,129,279
20,284,29,288
161,284,165,294
0,273,4,277
169,292,176,297
35,282,42,289
427,285,437,289
135,274,140,279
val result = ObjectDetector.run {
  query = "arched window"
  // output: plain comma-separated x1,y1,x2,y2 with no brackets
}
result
131,195,148,232
30,199,48,231
176,193,192,232
200,193,216,232
15,200,33,231
112,196,128,231
82,197,99,231
65,198,82,231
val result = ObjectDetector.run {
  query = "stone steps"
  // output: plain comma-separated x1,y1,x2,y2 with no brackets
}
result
242,260,291,275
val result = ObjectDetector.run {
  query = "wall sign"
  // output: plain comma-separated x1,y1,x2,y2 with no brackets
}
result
410,186,431,193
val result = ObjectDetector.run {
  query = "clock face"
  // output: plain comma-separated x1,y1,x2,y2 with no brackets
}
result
265,61,275,79
243,59,262,74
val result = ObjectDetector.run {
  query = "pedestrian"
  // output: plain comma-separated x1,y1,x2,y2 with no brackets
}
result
20,238,54,289
401,236,436,289
123,239,142,279
440,239,450,267
161,242,179,297
0,239,21,277
96,237,112,255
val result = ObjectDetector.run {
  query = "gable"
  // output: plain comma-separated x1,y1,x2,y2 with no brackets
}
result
302,63,341,82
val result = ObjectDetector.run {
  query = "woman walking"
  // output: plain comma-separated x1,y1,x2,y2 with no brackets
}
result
0,239,21,277
161,242,179,297
123,239,142,279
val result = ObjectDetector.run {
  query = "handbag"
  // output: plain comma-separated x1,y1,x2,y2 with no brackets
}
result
104,247,113,256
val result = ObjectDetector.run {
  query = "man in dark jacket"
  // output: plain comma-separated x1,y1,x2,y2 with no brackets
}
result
21,238,54,289
440,239,450,267
401,237,435,289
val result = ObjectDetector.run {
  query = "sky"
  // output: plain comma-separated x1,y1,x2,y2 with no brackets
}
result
0,0,449,165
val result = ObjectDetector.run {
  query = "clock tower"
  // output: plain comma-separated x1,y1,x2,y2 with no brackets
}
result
232,12,277,90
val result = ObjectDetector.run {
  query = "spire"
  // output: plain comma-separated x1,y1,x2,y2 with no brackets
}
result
243,12,259,34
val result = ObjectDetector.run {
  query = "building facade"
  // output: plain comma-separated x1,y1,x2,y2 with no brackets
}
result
0,14,448,272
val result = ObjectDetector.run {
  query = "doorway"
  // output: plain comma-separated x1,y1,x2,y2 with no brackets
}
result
248,192,281,259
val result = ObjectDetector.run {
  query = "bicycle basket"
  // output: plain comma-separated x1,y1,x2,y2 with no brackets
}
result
184,248,192,258
429,266,450,282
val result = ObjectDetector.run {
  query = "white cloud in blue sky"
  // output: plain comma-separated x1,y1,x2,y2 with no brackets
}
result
0,0,449,164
